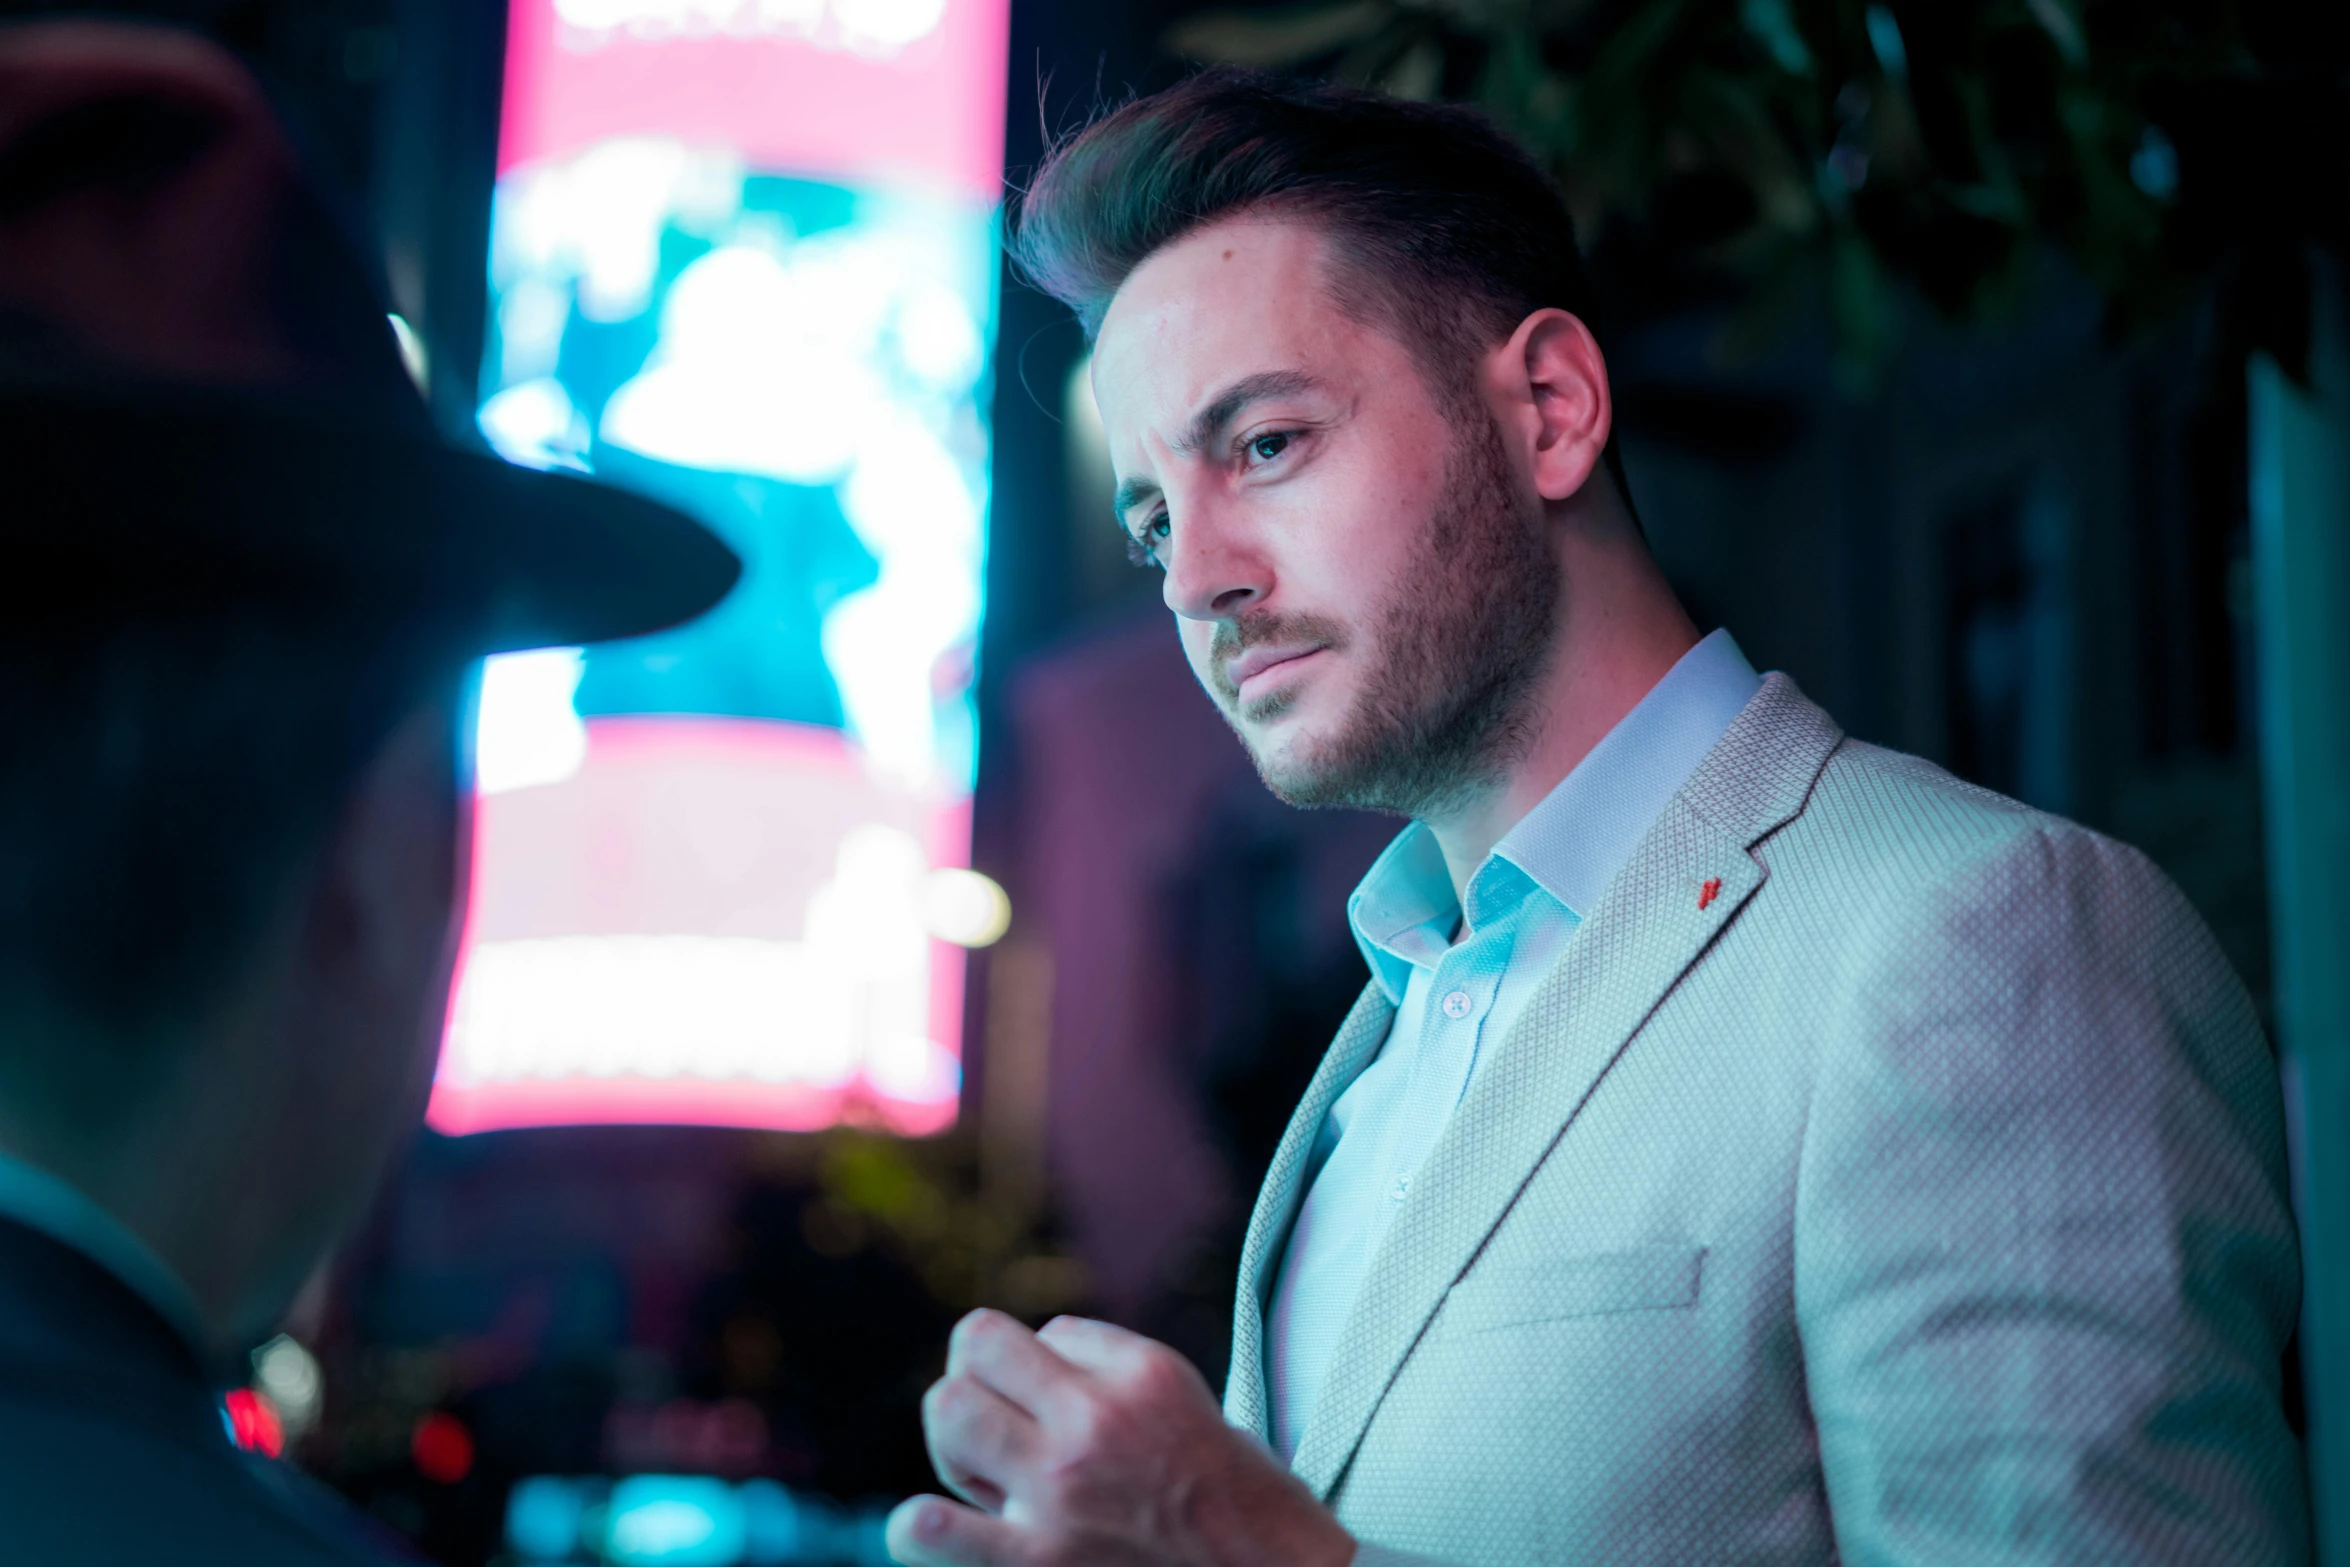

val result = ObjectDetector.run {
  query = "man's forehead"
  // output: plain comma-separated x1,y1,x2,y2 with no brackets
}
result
1091,219,1356,429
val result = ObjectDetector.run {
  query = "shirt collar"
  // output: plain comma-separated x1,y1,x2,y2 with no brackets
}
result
0,1148,210,1359
1347,629,1762,1003
1492,627,1762,918
1345,822,1457,1003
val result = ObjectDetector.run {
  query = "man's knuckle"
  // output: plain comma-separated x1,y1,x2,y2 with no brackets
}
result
1130,1350,1190,1403
1032,1453,1086,1512
931,1375,995,1439
1047,1387,1100,1445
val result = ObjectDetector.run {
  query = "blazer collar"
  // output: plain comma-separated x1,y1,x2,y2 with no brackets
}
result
1228,674,1843,1484
1223,978,1395,1439
1345,629,1762,1005
0,1150,207,1360
0,1214,215,1425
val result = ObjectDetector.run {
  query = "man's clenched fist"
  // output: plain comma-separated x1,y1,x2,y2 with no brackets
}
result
887,1309,1355,1567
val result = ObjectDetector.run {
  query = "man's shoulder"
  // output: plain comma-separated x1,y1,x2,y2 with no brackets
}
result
0,1378,404,1566
1753,737,2254,1036
1689,675,2121,890
0,1221,406,1567
1808,733,2054,839
1722,730,2251,1011
1780,736,2164,905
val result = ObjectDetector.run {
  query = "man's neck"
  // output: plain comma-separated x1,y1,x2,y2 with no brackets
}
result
0,1034,286,1362
0,1124,217,1359
1422,535,1699,901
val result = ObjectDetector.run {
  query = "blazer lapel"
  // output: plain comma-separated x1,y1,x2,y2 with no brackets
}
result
1223,980,1396,1439
1287,674,1843,1499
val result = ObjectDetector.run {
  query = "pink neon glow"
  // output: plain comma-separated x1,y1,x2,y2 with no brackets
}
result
497,0,1010,200
467,717,892,942
430,716,966,1138
926,793,973,1061
428,1073,956,1140
456,0,999,1139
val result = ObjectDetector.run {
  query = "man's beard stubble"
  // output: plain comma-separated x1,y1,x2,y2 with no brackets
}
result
1210,409,1560,820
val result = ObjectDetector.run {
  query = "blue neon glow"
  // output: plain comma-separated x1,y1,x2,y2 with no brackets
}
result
607,1475,746,1565
478,164,994,796
505,1475,892,1565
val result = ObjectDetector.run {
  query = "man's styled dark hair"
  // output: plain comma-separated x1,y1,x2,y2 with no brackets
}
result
1011,67,1631,502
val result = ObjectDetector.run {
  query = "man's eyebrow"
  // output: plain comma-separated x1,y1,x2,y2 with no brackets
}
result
1110,368,1327,526
1112,475,1161,526
1173,369,1325,457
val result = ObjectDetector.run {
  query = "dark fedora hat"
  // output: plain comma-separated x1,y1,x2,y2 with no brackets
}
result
0,18,739,650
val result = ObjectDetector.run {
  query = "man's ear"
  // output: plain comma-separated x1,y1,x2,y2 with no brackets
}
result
1495,307,1612,504
305,700,468,1017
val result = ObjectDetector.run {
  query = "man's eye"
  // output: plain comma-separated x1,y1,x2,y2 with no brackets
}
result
1248,432,1292,462
1125,513,1170,568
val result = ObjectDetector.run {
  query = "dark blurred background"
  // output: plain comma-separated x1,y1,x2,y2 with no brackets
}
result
9,1,2350,1563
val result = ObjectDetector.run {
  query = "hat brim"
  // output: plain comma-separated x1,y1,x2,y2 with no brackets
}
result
6,392,742,653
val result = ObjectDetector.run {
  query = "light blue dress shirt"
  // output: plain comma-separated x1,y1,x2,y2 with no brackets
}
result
1266,629,1763,1460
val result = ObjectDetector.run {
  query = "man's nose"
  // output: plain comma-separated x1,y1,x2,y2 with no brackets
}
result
1162,502,1266,622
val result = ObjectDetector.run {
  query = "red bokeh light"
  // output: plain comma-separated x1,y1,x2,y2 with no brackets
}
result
411,1412,475,1484
224,1388,284,1458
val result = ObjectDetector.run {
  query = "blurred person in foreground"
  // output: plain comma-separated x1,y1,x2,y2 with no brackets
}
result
893,70,2310,1567
0,20,735,1563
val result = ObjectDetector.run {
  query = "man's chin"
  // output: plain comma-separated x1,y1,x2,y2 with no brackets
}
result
1240,707,1487,819
1227,694,1398,810
1241,726,1372,812
1233,681,1306,728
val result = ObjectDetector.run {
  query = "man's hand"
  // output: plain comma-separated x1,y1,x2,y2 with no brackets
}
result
887,1309,1355,1567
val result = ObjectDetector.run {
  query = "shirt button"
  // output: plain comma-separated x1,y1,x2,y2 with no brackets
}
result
1440,989,1473,1019
1390,1174,1412,1202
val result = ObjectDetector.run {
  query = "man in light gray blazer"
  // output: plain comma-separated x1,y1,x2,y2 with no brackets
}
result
890,69,2310,1567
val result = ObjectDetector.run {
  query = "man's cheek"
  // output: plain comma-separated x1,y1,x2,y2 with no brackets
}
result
1178,630,1222,699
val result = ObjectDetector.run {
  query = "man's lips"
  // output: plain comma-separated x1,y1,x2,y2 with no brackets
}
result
1224,644,1326,701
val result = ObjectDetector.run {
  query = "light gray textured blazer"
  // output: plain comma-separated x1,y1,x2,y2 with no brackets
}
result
1223,675,2309,1565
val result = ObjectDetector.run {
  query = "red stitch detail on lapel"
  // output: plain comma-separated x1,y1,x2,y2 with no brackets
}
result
1698,877,1723,911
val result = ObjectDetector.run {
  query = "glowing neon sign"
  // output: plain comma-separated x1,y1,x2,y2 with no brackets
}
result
432,0,1007,1136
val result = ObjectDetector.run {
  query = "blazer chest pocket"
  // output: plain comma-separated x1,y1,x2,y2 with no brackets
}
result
1441,1243,1707,1336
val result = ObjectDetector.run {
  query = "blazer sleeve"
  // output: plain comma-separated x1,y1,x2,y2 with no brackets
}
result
1795,823,2310,1564
1349,1543,1463,1567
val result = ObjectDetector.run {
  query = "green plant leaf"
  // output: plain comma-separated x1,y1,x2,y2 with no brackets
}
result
1151,0,2338,383
1166,0,1395,66
1741,0,1814,77
1379,36,1447,98
1332,15,1443,90
2024,0,2087,67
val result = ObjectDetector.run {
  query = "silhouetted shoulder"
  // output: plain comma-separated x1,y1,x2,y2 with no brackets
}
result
0,1220,409,1566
